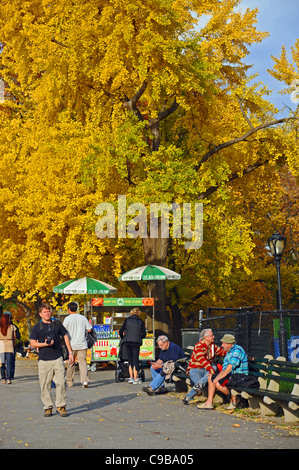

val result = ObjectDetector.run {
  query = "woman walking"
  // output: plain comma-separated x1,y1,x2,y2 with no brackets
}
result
119,308,146,384
0,312,17,384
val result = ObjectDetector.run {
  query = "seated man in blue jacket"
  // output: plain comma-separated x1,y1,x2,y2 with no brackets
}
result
142,335,185,395
197,334,248,410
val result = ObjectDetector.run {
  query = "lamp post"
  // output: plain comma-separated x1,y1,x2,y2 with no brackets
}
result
267,231,287,358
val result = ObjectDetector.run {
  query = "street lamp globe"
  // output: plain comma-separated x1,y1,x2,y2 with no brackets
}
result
268,231,286,258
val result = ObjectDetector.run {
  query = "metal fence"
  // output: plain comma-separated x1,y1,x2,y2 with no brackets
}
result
181,307,299,362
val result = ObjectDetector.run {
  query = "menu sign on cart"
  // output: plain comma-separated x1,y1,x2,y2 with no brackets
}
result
91,297,154,307
90,337,155,361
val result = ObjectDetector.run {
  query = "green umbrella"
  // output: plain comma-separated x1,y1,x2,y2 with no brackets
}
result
53,276,117,295
118,264,181,283
119,265,181,335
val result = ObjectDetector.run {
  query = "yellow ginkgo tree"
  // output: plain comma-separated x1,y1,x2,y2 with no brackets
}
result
0,0,298,337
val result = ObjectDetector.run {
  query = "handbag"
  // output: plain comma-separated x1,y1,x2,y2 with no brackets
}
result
60,336,69,361
86,328,97,349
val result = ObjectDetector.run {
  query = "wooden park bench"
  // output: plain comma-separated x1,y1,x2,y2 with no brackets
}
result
230,355,299,424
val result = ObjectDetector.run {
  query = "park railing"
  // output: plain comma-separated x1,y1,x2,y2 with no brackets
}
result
181,307,299,362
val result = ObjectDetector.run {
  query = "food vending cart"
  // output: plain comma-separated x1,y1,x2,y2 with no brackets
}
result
87,297,155,372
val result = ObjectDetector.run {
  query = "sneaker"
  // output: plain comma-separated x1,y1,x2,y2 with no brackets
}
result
57,406,68,417
226,401,237,410
193,382,203,392
182,397,191,405
133,378,142,384
83,382,88,388
6,380,12,384
128,378,134,384
142,386,154,396
44,408,53,417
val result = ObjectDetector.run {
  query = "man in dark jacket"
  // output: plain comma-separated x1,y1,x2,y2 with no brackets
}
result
142,335,185,395
119,308,146,384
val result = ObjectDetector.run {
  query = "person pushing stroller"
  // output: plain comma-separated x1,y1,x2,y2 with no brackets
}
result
119,308,146,384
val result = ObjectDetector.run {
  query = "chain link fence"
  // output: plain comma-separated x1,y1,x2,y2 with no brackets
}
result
181,308,299,362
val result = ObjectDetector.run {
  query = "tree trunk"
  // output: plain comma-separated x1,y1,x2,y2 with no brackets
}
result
142,236,172,338
16,301,34,338
171,303,183,346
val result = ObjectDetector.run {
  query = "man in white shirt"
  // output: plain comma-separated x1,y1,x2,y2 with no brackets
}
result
63,302,92,388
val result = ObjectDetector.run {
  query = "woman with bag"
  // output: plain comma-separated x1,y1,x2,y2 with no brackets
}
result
0,312,17,384
119,308,146,384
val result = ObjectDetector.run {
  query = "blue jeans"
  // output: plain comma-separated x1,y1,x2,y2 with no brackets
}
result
185,368,211,400
1,352,14,381
149,366,165,390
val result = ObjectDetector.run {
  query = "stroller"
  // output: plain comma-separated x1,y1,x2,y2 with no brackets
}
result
171,347,193,392
115,339,145,383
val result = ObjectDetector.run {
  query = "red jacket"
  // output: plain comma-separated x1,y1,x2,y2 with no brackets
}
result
187,340,226,374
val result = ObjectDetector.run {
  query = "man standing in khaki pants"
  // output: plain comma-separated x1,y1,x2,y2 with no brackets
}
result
30,303,73,417
63,302,92,388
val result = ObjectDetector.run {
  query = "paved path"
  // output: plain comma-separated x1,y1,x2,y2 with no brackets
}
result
0,358,298,453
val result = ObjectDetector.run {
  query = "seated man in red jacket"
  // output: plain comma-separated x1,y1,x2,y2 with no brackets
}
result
182,329,226,405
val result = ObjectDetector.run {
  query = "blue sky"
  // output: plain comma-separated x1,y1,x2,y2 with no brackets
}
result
239,0,298,113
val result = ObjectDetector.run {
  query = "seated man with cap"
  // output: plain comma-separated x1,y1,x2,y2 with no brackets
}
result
197,334,249,410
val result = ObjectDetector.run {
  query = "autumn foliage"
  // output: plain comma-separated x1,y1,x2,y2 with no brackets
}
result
0,1,298,337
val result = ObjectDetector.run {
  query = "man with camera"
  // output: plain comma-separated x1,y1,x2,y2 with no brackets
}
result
30,303,73,417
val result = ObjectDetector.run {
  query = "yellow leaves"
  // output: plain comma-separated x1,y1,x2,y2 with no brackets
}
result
0,109,111,301
198,1,268,66
269,42,299,89
0,0,297,315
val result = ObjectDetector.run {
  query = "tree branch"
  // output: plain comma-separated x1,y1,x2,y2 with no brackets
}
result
51,37,68,48
197,158,269,200
182,290,209,308
145,98,179,129
236,95,254,129
123,81,148,121
194,117,296,172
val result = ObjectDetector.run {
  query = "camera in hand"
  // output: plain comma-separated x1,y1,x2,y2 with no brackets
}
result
45,335,53,344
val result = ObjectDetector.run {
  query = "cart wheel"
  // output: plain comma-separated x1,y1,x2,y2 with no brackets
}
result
139,369,145,382
115,370,125,382
90,363,97,372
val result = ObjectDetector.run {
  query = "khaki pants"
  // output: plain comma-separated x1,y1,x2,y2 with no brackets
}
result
38,357,67,410
66,349,88,386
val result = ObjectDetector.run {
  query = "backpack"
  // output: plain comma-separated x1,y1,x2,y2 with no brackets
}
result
227,373,260,389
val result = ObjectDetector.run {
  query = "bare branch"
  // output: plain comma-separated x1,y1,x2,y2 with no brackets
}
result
51,37,68,48
194,117,297,172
